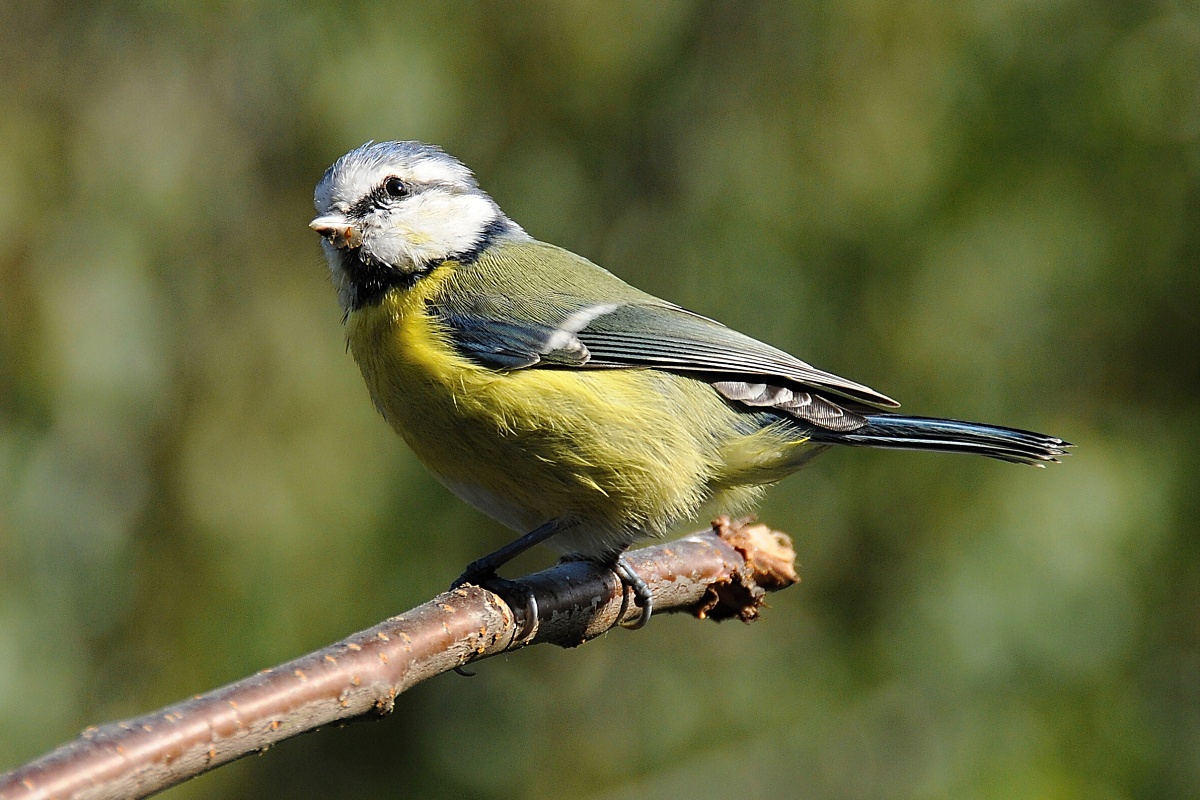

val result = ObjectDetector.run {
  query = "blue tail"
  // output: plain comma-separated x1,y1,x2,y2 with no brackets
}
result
809,414,1071,466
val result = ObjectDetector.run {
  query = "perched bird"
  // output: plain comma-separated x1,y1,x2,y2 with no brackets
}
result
310,141,1069,625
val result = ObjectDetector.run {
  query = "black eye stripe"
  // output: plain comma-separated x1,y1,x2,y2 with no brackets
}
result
345,178,461,219
345,178,411,218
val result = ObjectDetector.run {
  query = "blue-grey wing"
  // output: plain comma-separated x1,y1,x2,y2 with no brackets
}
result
438,313,586,369
576,303,897,410
433,296,620,370
432,297,894,431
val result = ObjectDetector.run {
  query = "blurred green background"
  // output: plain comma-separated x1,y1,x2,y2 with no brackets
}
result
2,1,1198,798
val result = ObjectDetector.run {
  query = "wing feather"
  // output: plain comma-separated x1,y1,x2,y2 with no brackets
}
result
576,303,898,408
429,247,898,433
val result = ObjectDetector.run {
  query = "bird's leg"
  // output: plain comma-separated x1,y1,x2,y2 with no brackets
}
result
452,519,564,588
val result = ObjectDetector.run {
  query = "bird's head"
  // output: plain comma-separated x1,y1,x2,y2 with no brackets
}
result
310,141,526,311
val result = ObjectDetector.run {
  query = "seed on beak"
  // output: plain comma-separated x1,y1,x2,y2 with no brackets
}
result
309,216,363,249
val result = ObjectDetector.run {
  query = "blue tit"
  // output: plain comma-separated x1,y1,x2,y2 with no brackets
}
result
310,141,1069,624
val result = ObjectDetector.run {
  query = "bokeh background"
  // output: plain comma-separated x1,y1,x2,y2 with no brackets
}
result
2,2,1198,798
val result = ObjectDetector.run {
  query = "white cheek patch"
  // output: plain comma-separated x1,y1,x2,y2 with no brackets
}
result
377,191,499,267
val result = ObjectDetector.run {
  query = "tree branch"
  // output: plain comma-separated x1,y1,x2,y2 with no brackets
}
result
0,519,797,800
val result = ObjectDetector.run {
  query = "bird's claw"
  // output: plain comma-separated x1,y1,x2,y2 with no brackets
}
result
613,556,653,629
450,570,540,649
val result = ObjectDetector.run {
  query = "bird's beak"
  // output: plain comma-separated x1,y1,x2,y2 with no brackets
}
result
309,215,363,250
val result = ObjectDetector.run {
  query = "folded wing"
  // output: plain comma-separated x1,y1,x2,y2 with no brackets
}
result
432,295,897,431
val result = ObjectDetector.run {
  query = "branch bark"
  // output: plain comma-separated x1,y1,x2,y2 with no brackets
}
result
0,519,797,800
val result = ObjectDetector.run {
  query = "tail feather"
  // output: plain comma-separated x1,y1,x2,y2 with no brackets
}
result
809,414,1071,466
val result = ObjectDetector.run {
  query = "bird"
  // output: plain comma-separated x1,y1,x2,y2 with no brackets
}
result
309,140,1069,627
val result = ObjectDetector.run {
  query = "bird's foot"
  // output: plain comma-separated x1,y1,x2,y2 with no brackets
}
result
451,568,540,648
613,556,653,629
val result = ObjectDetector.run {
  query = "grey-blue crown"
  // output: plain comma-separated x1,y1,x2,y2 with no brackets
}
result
322,140,478,189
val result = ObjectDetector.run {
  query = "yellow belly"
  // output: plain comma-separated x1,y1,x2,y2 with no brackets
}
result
345,268,813,557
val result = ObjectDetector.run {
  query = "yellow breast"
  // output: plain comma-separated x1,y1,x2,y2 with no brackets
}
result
343,265,808,554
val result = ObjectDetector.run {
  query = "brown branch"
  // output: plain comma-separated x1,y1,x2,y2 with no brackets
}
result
0,519,797,800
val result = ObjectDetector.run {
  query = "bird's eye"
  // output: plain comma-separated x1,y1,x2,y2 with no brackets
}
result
383,176,408,199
